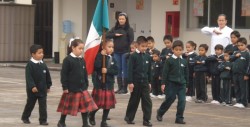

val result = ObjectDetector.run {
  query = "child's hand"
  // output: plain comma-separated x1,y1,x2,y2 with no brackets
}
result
193,73,195,77
47,89,50,93
166,56,170,59
115,33,123,36
225,67,231,70
244,76,249,80
196,61,202,64
63,89,69,93
236,53,241,57
161,85,165,93
149,84,151,91
102,68,107,73
32,87,38,93
101,49,107,55
128,84,134,92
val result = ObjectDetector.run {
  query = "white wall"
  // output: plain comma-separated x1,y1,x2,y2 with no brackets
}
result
15,0,31,4
151,0,180,50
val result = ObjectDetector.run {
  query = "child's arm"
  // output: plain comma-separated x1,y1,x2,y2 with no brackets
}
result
25,64,37,92
45,65,52,91
61,58,70,91
106,58,118,75
127,54,135,92
184,60,189,89
83,59,89,88
161,59,170,92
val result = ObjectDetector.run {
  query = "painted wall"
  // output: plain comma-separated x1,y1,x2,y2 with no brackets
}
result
16,0,31,4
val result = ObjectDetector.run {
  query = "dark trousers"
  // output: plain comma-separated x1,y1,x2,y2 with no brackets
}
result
220,79,231,103
195,72,207,101
186,76,195,96
158,82,186,121
151,77,162,96
233,74,249,107
211,75,221,101
125,83,152,121
22,94,47,122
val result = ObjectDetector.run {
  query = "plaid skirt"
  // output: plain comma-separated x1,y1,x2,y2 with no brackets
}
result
91,88,116,109
57,90,98,116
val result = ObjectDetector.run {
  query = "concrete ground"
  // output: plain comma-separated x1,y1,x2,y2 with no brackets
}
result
0,65,250,127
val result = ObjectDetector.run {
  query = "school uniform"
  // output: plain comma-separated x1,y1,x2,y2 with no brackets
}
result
151,60,163,96
91,53,118,109
21,58,52,124
160,47,173,61
125,49,152,123
231,50,250,107
146,48,160,57
157,54,188,122
218,61,233,104
193,55,208,102
183,52,197,97
207,54,224,102
225,44,238,55
57,53,98,116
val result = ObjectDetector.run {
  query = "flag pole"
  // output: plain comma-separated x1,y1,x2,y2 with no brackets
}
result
102,0,106,84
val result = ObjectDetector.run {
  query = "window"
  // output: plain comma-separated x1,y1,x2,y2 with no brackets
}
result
0,0,15,2
187,0,250,29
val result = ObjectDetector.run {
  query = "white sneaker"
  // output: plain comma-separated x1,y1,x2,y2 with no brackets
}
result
235,103,245,108
211,100,220,104
233,103,240,107
157,94,165,99
221,102,226,106
186,96,192,102
150,93,156,98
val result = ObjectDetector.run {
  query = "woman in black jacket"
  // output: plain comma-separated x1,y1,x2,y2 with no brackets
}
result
106,12,134,94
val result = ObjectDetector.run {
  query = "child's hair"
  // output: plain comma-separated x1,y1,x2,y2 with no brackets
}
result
172,40,184,49
163,34,173,42
237,37,247,45
130,41,138,47
224,50,231,54
199,44,209,51
152,49,160,56
136,36,147,45
30,44,43,54
147,36,155,42
247,45,250,51
186,40,197,50
214,44,224,50
230,30,241,38
67,39,84,55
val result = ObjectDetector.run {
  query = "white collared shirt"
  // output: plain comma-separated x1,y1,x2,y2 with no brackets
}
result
136,49,145,54
70,52,82,58
30,57,43,64
172,54,183,59
188,51,195,55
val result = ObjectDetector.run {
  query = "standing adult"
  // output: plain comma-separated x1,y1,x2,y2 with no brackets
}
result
106,12,134,94
201,14,233,55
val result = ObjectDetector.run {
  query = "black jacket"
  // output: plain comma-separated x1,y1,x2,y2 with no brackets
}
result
231,50,250,75
206,54,224,75
182,52,197,77
218,61,232,79
193,55,208,72
106,26,134,53
160,48,173,61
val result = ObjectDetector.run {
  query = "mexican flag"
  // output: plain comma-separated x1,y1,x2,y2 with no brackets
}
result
84,0,109,75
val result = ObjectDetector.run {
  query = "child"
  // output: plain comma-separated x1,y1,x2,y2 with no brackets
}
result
124,36,153,126
150,50,164,99
225,30,240,55
118,41,137,94
231,37,249,108
160,35,173,61
218,50,233,105
21,44,52,125
182,41,197,102
156,40,188,124
194,44,209,103
57,39,98,127
207,44,224,104
89,39,118,127
146,36,160,57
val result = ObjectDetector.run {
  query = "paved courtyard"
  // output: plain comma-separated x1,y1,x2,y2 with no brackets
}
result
0,66,250,127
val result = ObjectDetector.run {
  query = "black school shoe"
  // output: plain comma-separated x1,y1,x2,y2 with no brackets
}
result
88,115,96,125
124,117,135,124
175,119,186,124
57,121,66,127
101,121,111,127
143,120,152,126
22,119,31,124
40,121,49,125
156,109,163,121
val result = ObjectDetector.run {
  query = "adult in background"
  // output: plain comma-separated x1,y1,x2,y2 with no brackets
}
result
107,12,134,94
201,14,233,55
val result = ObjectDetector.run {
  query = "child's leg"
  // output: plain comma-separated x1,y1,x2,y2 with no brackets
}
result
158,83,177,117
125,85,141,121
102,109,110,123
239,74,248,107
89,109,99,125
38,96,47,123
200,72,208,101
81,112,89,127
195,72,201,100
233,74,240,103
141,85,152,121
21,95,37,120
211,75,221,102
225,79,232,104
151,78,157,95
58,114,67,124
176,85,186,121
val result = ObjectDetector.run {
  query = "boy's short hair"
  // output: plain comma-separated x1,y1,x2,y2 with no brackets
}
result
146,36,155,42
136,36,147,45
230,30,241,38
152,49,160,56
30,44,43,54
237,37,247,45
163,34,173,42
199,44,209,51
214,44,224,50
172,40,184,49
224,50,231,54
